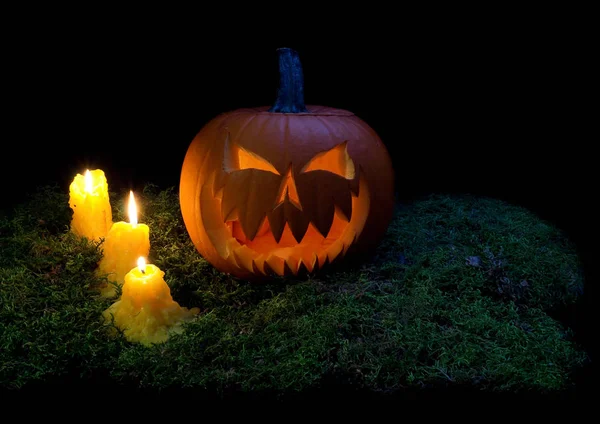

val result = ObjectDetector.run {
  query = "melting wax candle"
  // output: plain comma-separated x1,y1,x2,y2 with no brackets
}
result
97,191,150,298
102,257,200,346
69,169,113,241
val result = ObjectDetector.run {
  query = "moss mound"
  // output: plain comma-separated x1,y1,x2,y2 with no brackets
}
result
0,184,588,396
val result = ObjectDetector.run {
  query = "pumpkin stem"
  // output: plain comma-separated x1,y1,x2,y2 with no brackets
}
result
268,48,308,113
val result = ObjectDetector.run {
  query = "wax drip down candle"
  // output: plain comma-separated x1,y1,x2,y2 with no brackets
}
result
97,191,150,298
102,257,200,346
69,169,113,241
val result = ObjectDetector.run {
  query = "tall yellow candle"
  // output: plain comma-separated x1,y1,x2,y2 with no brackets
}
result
102,257,200,346
69,169,113,241
97,190,150,298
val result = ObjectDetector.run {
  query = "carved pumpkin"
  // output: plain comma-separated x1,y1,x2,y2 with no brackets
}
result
179,48,394,280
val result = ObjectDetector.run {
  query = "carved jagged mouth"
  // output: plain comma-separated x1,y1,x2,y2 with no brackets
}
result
224,205,354,276
200,178,370,276
201,174,370,277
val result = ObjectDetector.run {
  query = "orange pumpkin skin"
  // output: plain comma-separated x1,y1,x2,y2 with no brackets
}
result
179,51,394,280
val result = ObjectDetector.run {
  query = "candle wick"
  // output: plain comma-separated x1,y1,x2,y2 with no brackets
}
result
141,269,145,274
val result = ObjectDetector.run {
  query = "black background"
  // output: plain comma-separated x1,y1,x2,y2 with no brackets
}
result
1,6,594,401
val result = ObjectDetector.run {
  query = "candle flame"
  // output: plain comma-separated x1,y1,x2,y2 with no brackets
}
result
84,170,93,193
128,191,138,225
137,256,146,273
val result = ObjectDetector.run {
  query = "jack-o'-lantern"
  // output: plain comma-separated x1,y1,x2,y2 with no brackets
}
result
180,48,394,280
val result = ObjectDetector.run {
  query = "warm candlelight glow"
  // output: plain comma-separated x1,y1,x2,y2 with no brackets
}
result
69,169,113,241
96,190,150,298
128,190,138,226
84,169,93,193
137,256,146,273
102,260,200,346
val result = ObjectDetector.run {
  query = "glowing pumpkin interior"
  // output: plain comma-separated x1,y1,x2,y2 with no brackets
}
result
200,140,371,276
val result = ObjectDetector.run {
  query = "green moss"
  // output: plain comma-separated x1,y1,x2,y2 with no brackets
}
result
0,186,588,394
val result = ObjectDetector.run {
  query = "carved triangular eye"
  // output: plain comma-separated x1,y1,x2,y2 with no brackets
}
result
237,147,280,174
300,141,355,179
224,136,280,175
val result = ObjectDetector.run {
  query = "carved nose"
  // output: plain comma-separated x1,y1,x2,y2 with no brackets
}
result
275,166,302,210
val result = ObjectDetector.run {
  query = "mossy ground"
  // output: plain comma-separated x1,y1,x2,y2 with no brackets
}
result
0,184,589,398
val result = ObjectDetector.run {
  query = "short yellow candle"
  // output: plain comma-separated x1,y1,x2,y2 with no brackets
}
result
97,191,150,298
69,169,113,241
102,257,200,346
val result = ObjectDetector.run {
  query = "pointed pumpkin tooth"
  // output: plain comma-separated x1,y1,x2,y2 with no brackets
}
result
296,260,308,277
222,170,281,240
266,254,285,277
252,259,265,277
283,260,296,277
241,212,267,242
233,245,256,273
296,171,349,238
309,252,318,273
310,255,319,274
317,251,329,270
267,206,285,243
301,253,318,274
285,257,300,276
288,216,309,244
263,260,275,276
253,254,266,275
231,220,249,244
282,200,309,243
313,204,335,238
255,217,271,238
